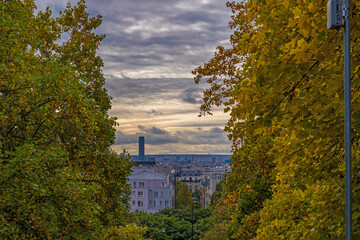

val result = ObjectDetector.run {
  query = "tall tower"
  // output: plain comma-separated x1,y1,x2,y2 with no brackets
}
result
139,136,145,161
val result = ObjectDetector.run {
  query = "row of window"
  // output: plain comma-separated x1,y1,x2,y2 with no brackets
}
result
189,184,198,193
132,200,169,208
182,171,200,176
133,182,144,188
132,181,167,188
133,200,143,207
154,191,164,198
132,191,165,198
212,174,223,180
183,177,198,181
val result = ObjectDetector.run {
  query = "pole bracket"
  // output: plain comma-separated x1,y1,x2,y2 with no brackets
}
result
343,6,350,19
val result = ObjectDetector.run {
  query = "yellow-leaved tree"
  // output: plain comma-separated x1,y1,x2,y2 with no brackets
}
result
0,1,147,239
194,0,360,239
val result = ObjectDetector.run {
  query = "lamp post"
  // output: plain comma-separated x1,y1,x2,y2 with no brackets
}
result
191,197,197,240
343,1,352,239
327,0,351,239
162,228,165,240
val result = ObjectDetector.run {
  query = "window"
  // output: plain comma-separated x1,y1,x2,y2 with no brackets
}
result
132,191,135,195
161,182,165,187
132,201,135,205
154,201,156,207
149,200,152,205
165,200,169,207
133,182,136,188
137,201,143,207
154,191,158,198
138,191,143,198
160,201,162,207
139,182,144,188
161,191,163,198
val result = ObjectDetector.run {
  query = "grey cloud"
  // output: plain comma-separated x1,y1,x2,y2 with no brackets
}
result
180,88,203,104
138,125,169,135
115,131,138,144
174,128,228,145
210,127,224,133
115,127,178,146
115,126,229,147
36,0,232,79
93,0,231,78
104,74,206,100
172,121,226,128
147,109,164,116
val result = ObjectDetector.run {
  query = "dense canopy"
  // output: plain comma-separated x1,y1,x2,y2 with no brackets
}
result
0,0,134,238
193,0,360,238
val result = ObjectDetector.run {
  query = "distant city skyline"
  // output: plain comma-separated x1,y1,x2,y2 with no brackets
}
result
35,0,233,155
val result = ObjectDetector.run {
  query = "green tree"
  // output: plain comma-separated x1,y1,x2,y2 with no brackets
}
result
193,0,360,239
193,189,202,207
177,184,193,211
210,178,225,206
176,179,182,194
134,210,191,240
102,224,148,240
0,0,135,239
133,208,213,240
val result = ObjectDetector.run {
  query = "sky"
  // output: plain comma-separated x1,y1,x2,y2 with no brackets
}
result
35,0,233,155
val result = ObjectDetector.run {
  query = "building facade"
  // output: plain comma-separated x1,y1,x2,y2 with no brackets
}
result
177,168,203,194
128,170,172,213
209,171,227,195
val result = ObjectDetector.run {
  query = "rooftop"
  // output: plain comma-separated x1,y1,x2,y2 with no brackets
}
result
129,170,167,180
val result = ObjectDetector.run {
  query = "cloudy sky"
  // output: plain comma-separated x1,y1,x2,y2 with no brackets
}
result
35,0,233,155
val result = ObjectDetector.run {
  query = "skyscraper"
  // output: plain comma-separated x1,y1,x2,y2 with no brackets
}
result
139,136,145,161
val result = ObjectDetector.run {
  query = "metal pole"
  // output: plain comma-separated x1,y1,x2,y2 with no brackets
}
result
344,0,352,239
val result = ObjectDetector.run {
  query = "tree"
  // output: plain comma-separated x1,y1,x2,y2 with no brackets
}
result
134,209,192,240
210,178,225,206
132,208,213,240
193,189,202,207
177,184,193,211
102,224,148,240
221,137,274,239
0,0,135,238
193,0,360,239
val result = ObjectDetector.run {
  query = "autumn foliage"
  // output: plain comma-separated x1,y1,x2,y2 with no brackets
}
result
194,0,360,239
0,0,135,238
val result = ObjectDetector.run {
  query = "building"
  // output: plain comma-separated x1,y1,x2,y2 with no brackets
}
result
209,171,227,195
128,170,172,213
134,136,155,166
200,181,210,207
212,157,216,166
139,136,145,161
177,167,204,205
